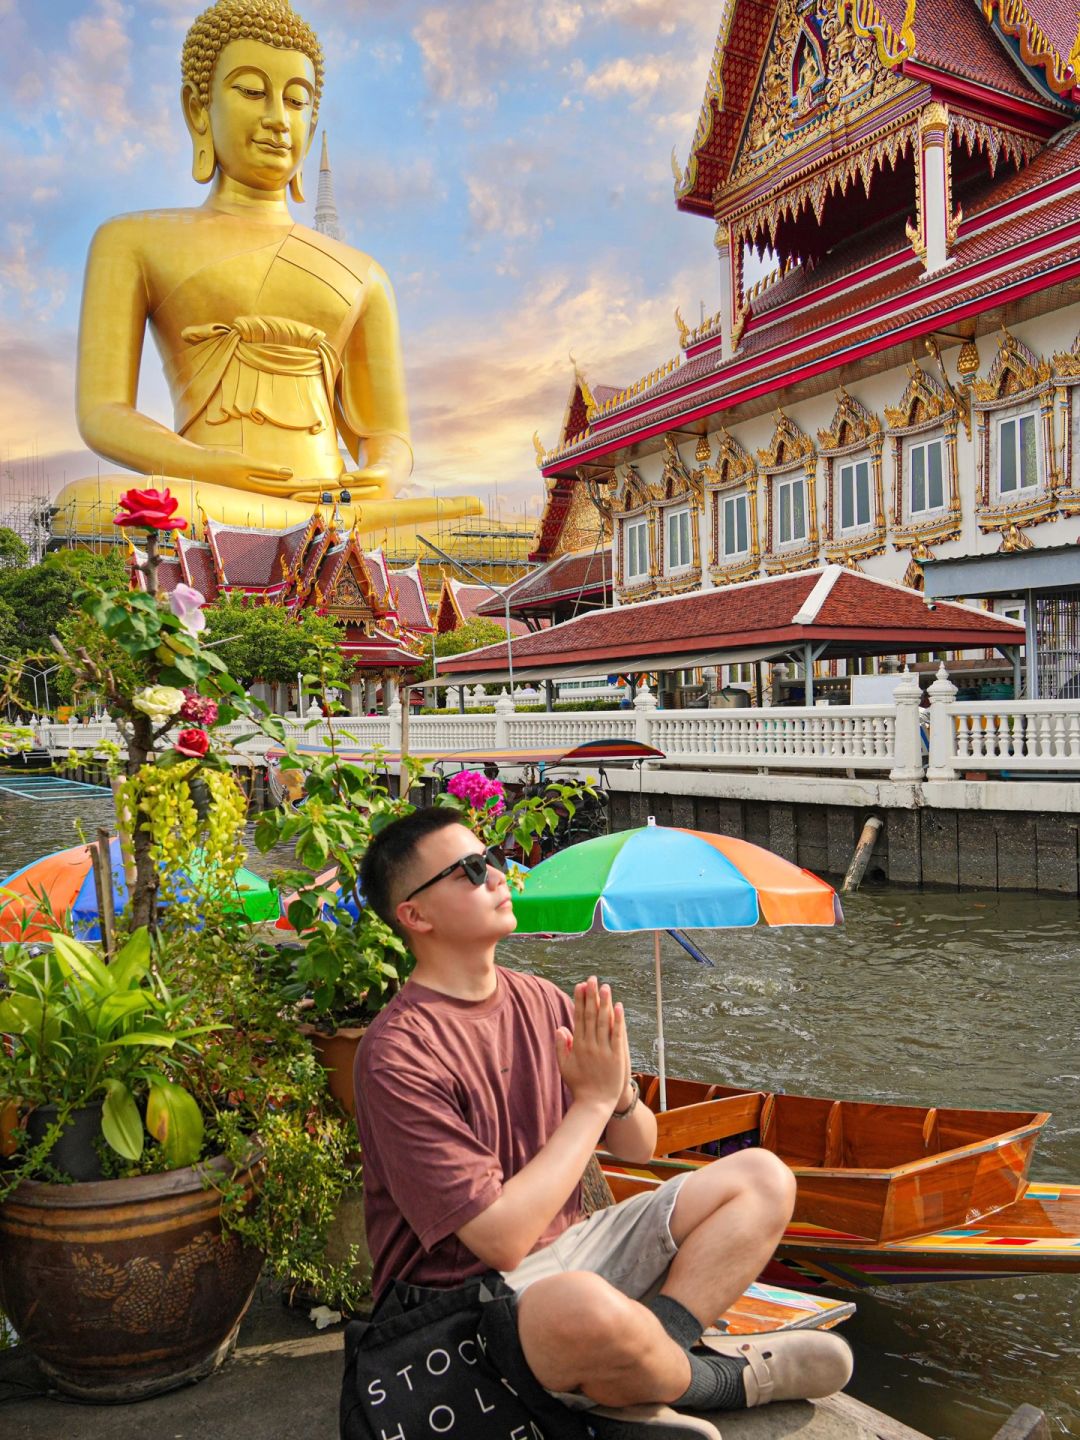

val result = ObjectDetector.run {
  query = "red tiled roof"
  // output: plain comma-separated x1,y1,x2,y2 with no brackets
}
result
177,539,220,603
976,0,1080,102
390,565,434,631
890,0,1060,103
363,551,391,608
443,579,531,635
439,567,1024,678
477,550,612,614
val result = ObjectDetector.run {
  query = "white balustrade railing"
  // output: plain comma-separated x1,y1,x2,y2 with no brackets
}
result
647,706,896,771
946,700,1080,774
32,677,1080,782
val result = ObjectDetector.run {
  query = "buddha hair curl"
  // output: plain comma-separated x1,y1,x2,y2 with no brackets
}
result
182,0,325,122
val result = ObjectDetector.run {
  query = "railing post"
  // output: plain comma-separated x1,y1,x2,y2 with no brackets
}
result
634,682,657,747
494,689,514,749
388,697,403,754
926,662,958,781
889,667,925,781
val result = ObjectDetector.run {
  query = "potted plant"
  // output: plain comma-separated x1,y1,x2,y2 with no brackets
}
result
251,730,595,1112
0,489,365,1400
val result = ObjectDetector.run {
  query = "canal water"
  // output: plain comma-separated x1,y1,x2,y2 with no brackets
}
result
2,787,1078,1436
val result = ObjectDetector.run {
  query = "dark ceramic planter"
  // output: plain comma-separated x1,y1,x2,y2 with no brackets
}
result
0,1154,264,1402
25,1101,106,1182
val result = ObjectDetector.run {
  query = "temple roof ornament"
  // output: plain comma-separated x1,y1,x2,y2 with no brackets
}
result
314,132,344,242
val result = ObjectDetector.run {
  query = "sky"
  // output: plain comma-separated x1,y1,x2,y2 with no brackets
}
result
0,0,731,522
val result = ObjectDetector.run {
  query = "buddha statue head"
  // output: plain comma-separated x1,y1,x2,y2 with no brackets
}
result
181,0,324,202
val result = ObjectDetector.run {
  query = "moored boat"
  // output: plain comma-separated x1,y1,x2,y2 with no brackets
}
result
598,1073,1080,1288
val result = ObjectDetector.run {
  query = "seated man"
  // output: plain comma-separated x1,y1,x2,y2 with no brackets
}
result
355,808,851,1417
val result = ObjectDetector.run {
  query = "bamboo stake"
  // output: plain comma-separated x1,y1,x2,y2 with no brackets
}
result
92,826,117,960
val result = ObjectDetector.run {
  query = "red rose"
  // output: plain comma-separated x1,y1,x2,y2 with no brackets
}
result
174,727,210,758
113,487,188,531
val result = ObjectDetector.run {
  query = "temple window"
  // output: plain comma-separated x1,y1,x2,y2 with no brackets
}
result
776,476,808,545
838,459,872,533
624,518,649,580
720,492,749,557
907,438,945,517
995,411,1040,499
665,506,693,571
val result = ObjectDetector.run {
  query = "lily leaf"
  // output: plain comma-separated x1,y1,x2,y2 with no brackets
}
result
109,927,151,990
102,1079,144,1161
51,932,115,995
146,1081,204,1170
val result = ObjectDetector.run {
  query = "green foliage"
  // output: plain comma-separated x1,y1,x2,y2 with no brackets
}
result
202,596,353,690
0,526,29,568
414,617,508,681
0,548,125,658
54,607,151,707
0,596,18,655
0,929,217,1183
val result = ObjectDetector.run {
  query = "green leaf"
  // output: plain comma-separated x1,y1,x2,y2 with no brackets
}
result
51,932,115,994
146,1081,204,1169
95,992,154,1036
0,992,45,1035
102,1079,144,1161
110,926,151,990
107,1031,177,1049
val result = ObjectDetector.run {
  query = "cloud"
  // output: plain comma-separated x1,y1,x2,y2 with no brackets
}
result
404,252,718,503
413,0,585,109
0,323,83,467
583,55,665,107
0,224,69,326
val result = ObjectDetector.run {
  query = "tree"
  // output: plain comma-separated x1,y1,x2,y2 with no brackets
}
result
0,527,29,569
202,596,353,691
0,548,126,658
415,617,508,682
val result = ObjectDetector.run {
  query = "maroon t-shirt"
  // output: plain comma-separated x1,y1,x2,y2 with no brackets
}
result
354,967,582,1296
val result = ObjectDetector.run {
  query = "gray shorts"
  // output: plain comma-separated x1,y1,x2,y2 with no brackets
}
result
501,1173,688,1301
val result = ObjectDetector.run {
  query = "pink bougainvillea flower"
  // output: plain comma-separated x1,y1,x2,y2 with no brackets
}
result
169,584,206,635
446,769,505,815
174,727,211,758
112,487,188,530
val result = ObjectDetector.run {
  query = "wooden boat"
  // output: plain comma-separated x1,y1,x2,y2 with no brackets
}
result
597,1073,1080,1289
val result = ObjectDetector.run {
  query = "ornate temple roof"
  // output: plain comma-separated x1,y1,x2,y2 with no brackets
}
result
434,577,531,636
133,512,431,674
438,566,1025,682
475,549,612,619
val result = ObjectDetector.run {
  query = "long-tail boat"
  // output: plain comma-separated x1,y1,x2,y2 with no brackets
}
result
598,1073,1080,1289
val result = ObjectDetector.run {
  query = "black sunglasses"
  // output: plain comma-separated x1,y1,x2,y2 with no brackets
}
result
403,846,507,902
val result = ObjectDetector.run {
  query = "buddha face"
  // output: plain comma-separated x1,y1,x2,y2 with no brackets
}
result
188,38,316,191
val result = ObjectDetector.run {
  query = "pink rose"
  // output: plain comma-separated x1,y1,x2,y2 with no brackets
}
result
180,690,219,726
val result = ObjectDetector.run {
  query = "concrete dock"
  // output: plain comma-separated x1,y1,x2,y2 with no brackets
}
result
0,1281,998,1440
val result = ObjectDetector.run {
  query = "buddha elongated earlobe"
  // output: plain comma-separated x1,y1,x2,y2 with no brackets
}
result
192,140,215,185
289,169,305,203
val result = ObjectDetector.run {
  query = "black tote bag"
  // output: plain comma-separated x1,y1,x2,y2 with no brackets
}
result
340,1272,591,1440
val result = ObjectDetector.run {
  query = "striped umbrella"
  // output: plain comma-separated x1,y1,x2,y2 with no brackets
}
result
510,818,842,1107
0,839,279,944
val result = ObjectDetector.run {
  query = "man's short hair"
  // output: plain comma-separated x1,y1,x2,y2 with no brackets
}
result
361,807,467,934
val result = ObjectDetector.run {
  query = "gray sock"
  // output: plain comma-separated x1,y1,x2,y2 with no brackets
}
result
645,1295,748,1412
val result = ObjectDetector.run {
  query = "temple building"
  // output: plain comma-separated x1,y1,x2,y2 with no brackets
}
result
134,509,431,714
527,0,1080,701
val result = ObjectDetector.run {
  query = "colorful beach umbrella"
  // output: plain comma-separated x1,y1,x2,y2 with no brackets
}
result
511,818,842,1108
0,838,279,944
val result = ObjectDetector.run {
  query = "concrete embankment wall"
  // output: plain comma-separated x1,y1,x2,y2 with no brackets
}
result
603,772,1080,896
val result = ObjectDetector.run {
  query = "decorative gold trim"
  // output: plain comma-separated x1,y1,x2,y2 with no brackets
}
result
972,328,1052,403
886,364,962,546
757,409,815,469
818,391,886,563
837,0,916,68
979,0,1078,99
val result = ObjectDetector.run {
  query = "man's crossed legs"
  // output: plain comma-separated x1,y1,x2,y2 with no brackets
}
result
506,1149,851,1413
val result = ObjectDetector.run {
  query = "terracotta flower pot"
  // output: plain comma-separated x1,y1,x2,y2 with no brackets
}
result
299,1022,367,1116
0,1154,264,1402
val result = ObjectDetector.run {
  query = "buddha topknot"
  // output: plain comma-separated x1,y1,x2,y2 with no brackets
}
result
182,0,324,121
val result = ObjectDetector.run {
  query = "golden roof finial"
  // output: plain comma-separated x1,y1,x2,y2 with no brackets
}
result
533,431,546,464
675,307,690,347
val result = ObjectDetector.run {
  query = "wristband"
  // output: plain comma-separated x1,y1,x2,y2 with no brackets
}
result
611,1078,640,1121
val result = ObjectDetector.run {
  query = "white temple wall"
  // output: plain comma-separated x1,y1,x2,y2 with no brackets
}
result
610,300,1080,612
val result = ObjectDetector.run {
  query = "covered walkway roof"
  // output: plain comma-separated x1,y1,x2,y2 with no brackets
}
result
436,566,1025,685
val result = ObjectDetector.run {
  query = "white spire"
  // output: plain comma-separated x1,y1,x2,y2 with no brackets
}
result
314,132,343,242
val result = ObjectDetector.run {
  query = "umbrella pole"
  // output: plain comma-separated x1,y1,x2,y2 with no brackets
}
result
654,929,667,1111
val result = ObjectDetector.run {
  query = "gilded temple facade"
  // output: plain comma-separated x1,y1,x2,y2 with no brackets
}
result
532,0,1080,673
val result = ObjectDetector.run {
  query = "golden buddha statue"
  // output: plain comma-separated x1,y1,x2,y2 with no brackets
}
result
55,0,480,541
